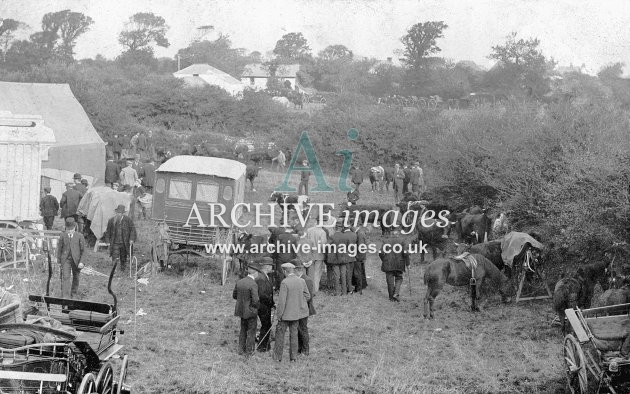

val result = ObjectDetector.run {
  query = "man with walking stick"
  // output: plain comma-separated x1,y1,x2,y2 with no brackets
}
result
254,258,274,352
233,262,261,356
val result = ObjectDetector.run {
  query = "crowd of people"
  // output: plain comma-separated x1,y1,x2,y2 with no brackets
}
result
349,162,426,203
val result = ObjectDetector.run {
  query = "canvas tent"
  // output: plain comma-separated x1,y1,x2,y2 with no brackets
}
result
0,82,105,198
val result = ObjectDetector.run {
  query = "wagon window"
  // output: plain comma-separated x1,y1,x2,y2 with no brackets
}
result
155,178,165,194
196,182,220,203
223,185,233,200
168,179,192,200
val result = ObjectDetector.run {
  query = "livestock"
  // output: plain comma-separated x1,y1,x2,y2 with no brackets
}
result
249,151,274,166
423,253,511,319
245,165,262,192
454,209,492,244
234,144,250,159
368,166,385,192
553,261,611,331
598,283,630,307
268,192,309,213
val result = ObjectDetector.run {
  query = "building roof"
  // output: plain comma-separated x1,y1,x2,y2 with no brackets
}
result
0,82,103,147
174,63,243,85
157,155,246,180
242,63,299,78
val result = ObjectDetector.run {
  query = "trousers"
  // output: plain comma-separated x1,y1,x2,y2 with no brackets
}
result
385,270,404,299
61,258,80,299
297,317,309,355
274,320,299,361
306,260,323,294
330,264,348,295
239,317,257,355
346,261,355,293
298,180,309,195
353,261,365,292
257,304,273,351
43,216,55,230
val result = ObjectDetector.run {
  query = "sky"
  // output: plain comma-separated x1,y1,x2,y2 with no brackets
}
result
2,0,630,74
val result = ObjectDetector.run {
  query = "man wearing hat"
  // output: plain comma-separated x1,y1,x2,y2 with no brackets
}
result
40,187,59,230
330,224,358,296
232,262,260,356
271,227,297,290
293,260,316,356
119,160,139,192
105,156,121,188
297,160,310,196
410,162,425,195
253,257,274,352
393,163,405,203
60,182,81,223
379,236,411,302
273,262,310,362
57,218,86,299
73,173,87,199
104,204,137,273
403,164,412,194
139,158,156,194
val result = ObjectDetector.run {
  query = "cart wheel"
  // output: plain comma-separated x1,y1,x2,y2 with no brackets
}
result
78,373,98,394
0,235,15,263
116,354,129,394
96,361,115,394
564,334,587,393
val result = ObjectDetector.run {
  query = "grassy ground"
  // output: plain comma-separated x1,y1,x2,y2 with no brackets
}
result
4,168,570,393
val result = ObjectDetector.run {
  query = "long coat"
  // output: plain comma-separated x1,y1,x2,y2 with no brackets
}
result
273,232,297,263
379,238,411,273
57,231,86,267
233,276,259,319
40,195,59,217
140,163,156,188
105,161,120,184
330,229,357,265
60,189,81,218
255,272,274,308
104,215,137,257
276,274,310,321
300,273,316,316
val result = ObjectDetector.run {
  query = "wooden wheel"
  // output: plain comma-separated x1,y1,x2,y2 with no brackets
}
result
78,373,98,394
564,334,587,393
116,355,129,394
0,235,15,263
96,361,115,394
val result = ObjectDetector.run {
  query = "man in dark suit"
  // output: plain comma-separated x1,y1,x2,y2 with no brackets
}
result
104,204,137,273
294,260,315,356
273,262,310,362
331,225,358,295
403,164,412,194
254,258,274,352
353,226,368,294
233,262,260,356
40,187,59,230
139,159,156,193
105,157,120,188
379,235,411,302
60,183,81,222
350,165,363,192
57,218,86,299
73,173,87,198
272,228,297,290
112,134,123,161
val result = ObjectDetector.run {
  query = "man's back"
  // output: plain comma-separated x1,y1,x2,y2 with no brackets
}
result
233,276,259,319
332,230,358,264
61,189,81,216
276,274,310,321
105,161,120,183
275,232,297,263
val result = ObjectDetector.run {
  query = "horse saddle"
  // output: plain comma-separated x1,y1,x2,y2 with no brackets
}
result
452,252,478,271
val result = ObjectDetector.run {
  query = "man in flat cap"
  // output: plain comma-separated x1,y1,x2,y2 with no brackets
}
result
40,186,59,230
293,260,316,356
57,217,85,299
273,262,310,362
254,257,275,352
233,262,260,356
104,204,137,273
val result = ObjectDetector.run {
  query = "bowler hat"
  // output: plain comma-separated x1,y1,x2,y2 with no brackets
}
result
247,262,263,273
254,257,274,266
65,217,76,229
73,173,81,180
43,186,51,193
115,204,126,213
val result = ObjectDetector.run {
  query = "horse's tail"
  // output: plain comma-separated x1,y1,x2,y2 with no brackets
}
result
552,279,572,317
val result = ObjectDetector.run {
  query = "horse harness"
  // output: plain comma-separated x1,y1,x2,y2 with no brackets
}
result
453,252,479,287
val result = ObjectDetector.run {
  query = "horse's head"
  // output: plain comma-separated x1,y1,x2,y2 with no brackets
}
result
269,192,281,202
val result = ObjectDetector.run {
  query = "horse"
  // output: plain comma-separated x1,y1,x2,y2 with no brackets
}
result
552,260,611,330
268,192,309,213
234,232,270,277
423,253,511,319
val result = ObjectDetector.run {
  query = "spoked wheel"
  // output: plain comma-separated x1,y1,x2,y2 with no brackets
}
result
0,235,15,263
96,361,115,394
116,355,129,394
78,372,97,394
564,334,587,393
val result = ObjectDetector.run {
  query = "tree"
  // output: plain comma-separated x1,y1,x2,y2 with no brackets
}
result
273,32,311,63
597,62,624,80
0,18,27,62
318,44,353,62
176,34,253,76
56,11,94,60
400,21,448,69
118,12,169,52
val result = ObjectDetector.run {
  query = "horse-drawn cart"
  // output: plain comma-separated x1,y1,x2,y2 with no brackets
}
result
563,303,630,393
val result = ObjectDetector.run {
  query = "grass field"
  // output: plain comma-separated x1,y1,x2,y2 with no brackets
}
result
6,169,571,393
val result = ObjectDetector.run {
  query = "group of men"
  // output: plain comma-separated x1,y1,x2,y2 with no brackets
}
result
349,162,426,203
105,154,156,219
39,172,89,231
234,258,315,362
109,130,155,161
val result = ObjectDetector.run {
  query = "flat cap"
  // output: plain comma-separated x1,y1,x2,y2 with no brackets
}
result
281,262,295,269
73,173,81,179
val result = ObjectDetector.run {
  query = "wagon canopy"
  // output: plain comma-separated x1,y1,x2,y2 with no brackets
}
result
157,156,246,179
77,186,132,239
500,231,544,268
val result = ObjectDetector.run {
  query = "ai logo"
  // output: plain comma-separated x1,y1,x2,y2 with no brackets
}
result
275,128,359,193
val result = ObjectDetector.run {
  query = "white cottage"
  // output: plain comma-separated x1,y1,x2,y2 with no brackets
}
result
241,64,300,91
0,111,56,221
173,64,246,97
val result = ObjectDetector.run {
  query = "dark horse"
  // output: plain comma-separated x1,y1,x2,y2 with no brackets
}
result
552,260,611,330
423,253,511,319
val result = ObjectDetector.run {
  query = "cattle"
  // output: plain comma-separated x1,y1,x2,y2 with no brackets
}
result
346,189,360,206
339,204,395,235
369,166,385,192
269,192,310,213
246,165,262,192
234,144,250,160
